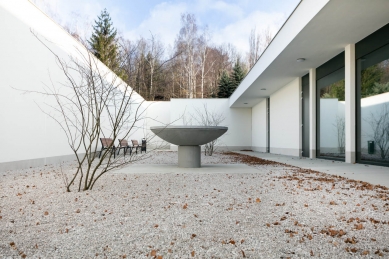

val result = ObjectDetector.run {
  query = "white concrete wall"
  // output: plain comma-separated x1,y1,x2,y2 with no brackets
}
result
318,93,389,156
141,101,171,148
169,99,252,151
319,99,345,154
0,0,146,171
360,92,389,152
252,99,267,152
269,78,301,156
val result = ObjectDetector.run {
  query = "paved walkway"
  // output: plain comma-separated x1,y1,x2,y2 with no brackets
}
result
236,151,389,187
114,164,258,175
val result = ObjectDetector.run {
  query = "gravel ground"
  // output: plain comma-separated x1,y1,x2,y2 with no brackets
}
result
1,151,389,258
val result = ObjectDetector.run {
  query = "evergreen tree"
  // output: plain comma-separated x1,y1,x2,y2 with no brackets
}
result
230,59,246,90
88,9,125,79
217,71,232,98
361,65,384,97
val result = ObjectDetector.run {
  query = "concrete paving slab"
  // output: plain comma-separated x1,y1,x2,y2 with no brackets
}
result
112,163,260,175
237,151,389,187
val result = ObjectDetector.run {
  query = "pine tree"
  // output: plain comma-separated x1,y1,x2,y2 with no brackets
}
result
217,71,232,98
88,9,125,79
231,59,246,91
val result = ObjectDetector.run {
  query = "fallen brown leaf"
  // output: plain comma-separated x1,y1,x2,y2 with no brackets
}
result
355,223,364,230
350,247,358,253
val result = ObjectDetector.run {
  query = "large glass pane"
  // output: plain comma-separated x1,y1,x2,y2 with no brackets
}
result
358,44,389,165
317,68,345,160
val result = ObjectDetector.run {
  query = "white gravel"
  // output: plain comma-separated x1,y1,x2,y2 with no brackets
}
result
1,151,389,258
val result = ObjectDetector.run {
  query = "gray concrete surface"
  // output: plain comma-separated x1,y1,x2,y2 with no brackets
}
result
237,151,389,187
178,146,201,168
150,126,228,146
113,163,259,174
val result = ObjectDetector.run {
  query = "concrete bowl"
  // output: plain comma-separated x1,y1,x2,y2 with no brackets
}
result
150,126,228,146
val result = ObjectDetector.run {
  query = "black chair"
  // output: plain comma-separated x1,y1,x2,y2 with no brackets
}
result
117,139,131,156
98,138,116,158
131,140,141,154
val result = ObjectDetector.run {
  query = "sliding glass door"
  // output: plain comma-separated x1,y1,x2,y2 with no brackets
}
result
317,68,345,160
357,43,389,166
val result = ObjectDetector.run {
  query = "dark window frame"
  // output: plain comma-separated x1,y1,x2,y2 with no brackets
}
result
355,25,389,167
316,53,346,161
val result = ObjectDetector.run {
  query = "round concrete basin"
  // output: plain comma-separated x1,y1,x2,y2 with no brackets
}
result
150,126,228,146
150,126,228,168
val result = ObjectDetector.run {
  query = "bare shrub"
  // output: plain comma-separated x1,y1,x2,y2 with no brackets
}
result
26,31,153,191
190,103,226,156
368,104,389,159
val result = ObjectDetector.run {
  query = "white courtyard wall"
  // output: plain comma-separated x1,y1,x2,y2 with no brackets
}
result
319,99,345,153
0,1,145,171
251,99,267,152
360,92,389,153
169,99,252,151
318,93,389,155
269,78,301,156
141,101,171,149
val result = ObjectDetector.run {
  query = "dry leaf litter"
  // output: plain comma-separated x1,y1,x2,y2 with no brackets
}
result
1,151,389,258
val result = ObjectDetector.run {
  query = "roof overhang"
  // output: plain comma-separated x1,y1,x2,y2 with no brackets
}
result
230,0,389,108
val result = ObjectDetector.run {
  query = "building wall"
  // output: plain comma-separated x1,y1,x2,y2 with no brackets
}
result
141,101,171,149
360,92,389,152
169,99,252,151
0,0,145,171
319,99,345,153
252,99,267,152
269,78,301,156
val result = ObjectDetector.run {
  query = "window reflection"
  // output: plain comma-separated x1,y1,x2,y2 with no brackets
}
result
317,68,345,160
358,44,389,164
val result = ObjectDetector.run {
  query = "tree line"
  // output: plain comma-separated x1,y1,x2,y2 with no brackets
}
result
70,9,272,101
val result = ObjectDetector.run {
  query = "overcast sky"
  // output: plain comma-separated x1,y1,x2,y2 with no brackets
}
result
32,0,300,55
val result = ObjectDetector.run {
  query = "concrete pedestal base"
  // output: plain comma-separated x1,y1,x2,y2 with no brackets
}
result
178,145,201,168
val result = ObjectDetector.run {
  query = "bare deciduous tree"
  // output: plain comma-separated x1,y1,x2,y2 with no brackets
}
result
30,31,150,192
190,104,226,156
197,26,213,99
368,104,389,159
334,116,345,154
248,27,273,69
176,13,199,98
145,33,164,100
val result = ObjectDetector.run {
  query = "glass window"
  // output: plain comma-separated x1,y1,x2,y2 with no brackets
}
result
317,68,345,160
357,43,389,165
